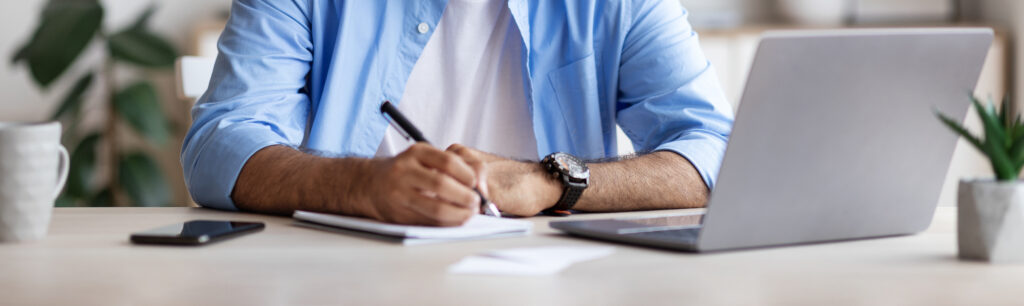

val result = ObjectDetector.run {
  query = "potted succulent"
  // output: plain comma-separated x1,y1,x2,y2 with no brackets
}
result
937,95,1024,263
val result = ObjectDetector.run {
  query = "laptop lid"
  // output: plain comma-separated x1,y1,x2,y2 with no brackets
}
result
696,28,993,252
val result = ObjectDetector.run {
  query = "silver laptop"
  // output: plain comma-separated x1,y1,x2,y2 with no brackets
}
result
550,28,994,252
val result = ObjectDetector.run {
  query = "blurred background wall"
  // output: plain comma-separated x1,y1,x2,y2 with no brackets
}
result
0,0,231,120
1,0,232,206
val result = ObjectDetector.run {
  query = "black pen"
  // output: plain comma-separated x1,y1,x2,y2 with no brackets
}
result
380,101,502,218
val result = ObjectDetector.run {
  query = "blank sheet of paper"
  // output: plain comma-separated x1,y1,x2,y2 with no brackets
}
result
448,246,616,276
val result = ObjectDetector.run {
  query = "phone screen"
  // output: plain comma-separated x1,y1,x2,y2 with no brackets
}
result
130,220,265,245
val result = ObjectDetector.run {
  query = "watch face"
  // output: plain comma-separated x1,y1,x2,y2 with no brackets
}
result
553,153,589,178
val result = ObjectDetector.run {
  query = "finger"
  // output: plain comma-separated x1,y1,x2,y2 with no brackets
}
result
478,174,490,198
446,144,489,195
392,193,448,225
407,165,480,208
411,144,477,187
447,143,505,163
404,193,475,227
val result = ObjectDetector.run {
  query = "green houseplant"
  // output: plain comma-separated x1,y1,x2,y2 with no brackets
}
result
936,94,1024,263
11,0,177,207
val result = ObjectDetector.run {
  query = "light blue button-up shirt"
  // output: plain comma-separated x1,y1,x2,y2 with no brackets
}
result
182,0,734,211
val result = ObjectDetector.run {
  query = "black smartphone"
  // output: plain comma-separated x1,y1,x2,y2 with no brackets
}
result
130,220,265,246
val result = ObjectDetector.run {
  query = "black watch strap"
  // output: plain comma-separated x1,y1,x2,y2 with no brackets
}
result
553,182,585,211
540,153,589,216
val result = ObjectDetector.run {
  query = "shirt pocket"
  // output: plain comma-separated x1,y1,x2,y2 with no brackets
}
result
546,54,605,158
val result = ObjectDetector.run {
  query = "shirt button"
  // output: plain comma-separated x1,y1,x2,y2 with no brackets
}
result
417,22,429,34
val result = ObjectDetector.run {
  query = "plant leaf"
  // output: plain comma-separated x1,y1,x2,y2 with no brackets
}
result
972,95,1008,149
113,82,170,145
50,72,94,120
12,0,103,87
1010,133,1024,169
948,93,1024,180
66,133,101,199
88,187,114,207
936,110,984,153
107,29,177,68
1001,95,1012,127
11,44,31,65
55,193,76,207
971,95,1018,180
129,6,156,31
1015,115,1024,140
119,152,170,207
987,141,1018,180
999,95,1015,148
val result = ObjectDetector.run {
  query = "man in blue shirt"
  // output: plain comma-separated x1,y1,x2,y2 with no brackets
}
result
182,0,734,226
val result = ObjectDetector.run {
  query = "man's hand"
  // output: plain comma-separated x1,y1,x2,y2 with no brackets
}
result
354,143,484,226
481,160,563,216
444,145,561,217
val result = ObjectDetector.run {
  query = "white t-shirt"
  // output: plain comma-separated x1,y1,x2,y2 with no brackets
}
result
376,0,538,160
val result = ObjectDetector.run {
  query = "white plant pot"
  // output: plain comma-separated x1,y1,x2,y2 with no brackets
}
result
958,180,1024,263
777,0,849,26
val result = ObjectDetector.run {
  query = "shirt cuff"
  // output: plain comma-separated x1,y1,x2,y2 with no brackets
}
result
185,124,287,211
654,133,727,190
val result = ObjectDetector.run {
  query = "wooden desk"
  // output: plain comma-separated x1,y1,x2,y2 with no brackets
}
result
1,207,1022,305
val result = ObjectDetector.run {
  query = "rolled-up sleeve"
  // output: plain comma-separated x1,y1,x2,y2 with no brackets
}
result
180,0,313,210
616,0,734,189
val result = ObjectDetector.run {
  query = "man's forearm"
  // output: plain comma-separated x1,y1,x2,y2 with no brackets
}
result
232,145,372,216
574,151,709,212
231,144,487,226
489,151,710,215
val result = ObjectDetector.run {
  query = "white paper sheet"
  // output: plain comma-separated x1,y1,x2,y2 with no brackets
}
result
448,246,616,276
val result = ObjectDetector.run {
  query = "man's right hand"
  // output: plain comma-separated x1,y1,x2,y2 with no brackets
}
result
352,143,484,227
232,144,484,227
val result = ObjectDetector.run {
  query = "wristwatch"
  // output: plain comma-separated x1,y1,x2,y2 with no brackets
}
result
541,152,590,215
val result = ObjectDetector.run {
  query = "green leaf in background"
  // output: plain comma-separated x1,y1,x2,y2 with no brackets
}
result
113,82,170,145
50,72,94,120
938,93,1024,181
936,110,983,152
971,96,1019,180
107,29,177,68
128,6,156,31
11,0,103,87
11,44,31,65
55,193,76,207
119,153,170,207
88,187,114,207
66,133,101,199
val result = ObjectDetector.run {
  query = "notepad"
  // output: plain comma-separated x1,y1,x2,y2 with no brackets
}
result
292,210,533,245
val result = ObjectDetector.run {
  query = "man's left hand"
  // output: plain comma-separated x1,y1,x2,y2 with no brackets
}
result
445,144,561,217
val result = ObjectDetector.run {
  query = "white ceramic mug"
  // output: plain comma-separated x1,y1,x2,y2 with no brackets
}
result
0,122,69,242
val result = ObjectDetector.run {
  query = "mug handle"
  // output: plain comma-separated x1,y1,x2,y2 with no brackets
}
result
52,144,70,200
